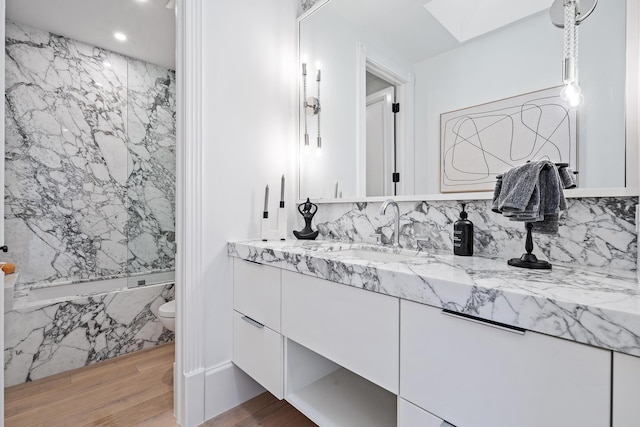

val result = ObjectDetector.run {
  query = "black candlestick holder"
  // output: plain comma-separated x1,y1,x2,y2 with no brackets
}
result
508,222,552,270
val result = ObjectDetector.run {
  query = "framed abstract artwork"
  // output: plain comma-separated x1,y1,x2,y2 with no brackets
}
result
440,87,577,193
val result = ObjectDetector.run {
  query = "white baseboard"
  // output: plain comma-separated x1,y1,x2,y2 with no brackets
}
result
178,368,206,427
204,361,266,421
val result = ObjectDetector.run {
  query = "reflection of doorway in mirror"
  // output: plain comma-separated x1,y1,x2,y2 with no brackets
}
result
356,54,414,196
366,81,396,197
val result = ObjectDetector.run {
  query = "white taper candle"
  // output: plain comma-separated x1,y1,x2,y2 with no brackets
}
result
280,175,285,203
264,185,269,212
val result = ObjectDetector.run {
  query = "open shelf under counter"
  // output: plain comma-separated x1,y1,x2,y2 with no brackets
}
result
287,368,397,427
285,339,396,427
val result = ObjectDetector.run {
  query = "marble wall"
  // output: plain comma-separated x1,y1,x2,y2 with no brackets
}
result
127,58,176,274
4,21,176,287
305,197,637,271
4,284,174,387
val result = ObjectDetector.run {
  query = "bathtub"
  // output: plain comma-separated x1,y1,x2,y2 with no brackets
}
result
24,277,128,307
14,270,175,309
4,275,175,387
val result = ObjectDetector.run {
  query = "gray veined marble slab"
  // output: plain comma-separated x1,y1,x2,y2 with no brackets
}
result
4,21,176,288
228,239,640,357
4,283,174,387
126,57,176,275
307,198,637,271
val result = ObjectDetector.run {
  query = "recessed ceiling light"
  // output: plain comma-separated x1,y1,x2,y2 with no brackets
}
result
103,61,112,68
114,32,127,42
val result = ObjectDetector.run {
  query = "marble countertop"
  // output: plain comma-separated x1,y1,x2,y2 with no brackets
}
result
228,239,640,357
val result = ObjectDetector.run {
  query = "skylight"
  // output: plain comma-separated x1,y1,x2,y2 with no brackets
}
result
424,0,554,43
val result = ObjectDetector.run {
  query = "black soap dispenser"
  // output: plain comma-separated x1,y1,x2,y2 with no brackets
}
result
453,203,473,256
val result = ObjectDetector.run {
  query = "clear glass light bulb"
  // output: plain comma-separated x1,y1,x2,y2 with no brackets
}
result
561,82,583,107
314,146,322,157
303,143,311,155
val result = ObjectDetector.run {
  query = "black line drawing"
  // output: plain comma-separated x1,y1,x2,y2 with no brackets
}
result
440,87,577,193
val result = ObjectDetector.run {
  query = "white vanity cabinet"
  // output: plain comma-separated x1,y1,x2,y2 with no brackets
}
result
398,398,448,427
232,259,284,398
400,300,611,427
281,270,399,394
230,252,628,427
613,352,640,426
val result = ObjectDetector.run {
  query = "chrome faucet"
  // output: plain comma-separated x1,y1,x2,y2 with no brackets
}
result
380,199,401,248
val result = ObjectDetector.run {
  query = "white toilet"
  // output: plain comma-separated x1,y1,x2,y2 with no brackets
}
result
158,300,176,332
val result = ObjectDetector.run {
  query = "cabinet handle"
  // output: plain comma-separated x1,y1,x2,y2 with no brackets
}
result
241,315,265,329
441,309,526,335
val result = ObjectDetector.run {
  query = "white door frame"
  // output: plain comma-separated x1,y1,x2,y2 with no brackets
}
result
356,42,415,197
629,0,640,189
175,0,205,426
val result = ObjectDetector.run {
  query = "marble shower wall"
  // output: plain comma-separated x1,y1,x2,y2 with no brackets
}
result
4,284,174,387
127,58,176,274
307,197,637,271
4,21,175,287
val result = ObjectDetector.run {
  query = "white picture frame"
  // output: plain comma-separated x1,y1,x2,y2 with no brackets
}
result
440,86,577,193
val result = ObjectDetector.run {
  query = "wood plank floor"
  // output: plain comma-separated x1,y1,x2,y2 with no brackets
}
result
5,342,315,427
5,342,176,427
202,393,316,427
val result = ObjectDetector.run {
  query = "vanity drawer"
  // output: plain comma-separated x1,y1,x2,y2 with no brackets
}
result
232,310,283,399
613,352,640,427
281,270,399,394
400,300,611,427
233,258,281,332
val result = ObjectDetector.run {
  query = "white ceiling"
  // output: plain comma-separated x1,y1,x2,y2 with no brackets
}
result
328,0,553,65
6,0,176,69
330,0,459,64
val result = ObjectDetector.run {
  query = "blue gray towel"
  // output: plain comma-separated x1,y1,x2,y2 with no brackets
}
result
559,167,577,189
492,160,567,234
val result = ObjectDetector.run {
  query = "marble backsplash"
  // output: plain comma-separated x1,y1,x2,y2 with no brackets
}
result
4,284,174,387
4,21,175,287
303,197,637,271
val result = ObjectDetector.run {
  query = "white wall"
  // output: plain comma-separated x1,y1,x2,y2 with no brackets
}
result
414,1,626,194
200,0,298,419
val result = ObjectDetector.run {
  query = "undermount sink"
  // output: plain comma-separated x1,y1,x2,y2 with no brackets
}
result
332,248,415,263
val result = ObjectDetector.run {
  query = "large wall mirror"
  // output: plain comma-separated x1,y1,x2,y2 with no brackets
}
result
298,0,639,201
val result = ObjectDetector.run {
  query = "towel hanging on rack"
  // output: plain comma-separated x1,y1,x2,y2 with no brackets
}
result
492,160,568,234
